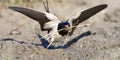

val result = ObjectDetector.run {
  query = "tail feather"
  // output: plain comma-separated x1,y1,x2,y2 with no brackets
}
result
42,0,50,13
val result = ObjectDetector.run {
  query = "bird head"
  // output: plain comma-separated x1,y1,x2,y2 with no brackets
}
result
58,22,71,36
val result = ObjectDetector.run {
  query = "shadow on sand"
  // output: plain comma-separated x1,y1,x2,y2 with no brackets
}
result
0,31,92,50
0,38,42,46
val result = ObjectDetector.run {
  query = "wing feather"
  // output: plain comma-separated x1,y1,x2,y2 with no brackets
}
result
68,4,108,35
8,6,53,31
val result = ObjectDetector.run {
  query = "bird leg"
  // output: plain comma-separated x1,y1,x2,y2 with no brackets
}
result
47,36,54,48
46,34,51,40
38,32,55,48
39,33,51,40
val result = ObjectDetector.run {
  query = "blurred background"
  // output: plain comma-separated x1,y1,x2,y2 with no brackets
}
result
0,0,119,19
0,0,120,60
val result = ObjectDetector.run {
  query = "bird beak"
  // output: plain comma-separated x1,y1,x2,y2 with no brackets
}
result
64,25,71,32
64,25,70,28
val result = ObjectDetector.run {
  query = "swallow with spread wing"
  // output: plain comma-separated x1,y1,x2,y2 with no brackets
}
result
8,0,108,48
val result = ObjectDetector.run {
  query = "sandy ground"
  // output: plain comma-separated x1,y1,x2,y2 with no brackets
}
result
0,0,120,60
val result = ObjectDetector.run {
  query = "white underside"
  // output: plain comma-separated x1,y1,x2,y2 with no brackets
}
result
41,10,83,48
42,12,65,42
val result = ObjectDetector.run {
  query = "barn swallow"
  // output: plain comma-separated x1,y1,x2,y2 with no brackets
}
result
8,0,108,48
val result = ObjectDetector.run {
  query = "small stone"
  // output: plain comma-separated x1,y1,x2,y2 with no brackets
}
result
9,29,21,35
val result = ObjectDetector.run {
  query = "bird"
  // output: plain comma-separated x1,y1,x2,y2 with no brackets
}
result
8,0,108,48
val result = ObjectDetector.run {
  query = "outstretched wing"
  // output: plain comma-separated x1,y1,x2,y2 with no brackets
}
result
8,6,58,31
68,4,108,35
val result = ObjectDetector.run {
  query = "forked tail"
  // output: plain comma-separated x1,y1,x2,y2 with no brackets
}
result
42,0,50,13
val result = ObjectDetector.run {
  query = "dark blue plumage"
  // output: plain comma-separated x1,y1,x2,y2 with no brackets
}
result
58,22,70,36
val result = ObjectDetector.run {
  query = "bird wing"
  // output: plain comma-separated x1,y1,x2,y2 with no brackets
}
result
8,6,60,31
68,4,108,36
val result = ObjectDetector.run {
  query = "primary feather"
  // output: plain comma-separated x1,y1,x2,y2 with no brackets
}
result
68,4,108,35
8,6,60,31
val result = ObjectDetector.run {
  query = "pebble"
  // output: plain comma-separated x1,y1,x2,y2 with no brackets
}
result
9,29,21,35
